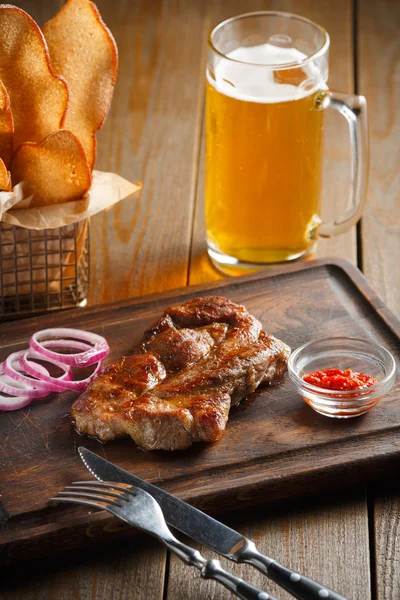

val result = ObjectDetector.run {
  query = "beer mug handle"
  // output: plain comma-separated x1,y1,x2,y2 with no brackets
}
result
318,91,369,237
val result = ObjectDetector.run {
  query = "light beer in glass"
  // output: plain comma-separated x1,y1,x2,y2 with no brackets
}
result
205,13,368,272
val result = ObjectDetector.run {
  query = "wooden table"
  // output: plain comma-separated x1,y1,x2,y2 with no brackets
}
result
2,0,400,598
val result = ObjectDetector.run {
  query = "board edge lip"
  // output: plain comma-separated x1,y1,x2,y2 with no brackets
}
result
1,256,398,334
1,255,399,343
1,424,400,553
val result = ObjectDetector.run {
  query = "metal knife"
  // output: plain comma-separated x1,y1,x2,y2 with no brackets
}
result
79,447,347,600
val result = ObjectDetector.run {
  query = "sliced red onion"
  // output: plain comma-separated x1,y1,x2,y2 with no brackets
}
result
59,359,104,391
0,392,32,411
29,328,109,367
3,349,66,392
0,330,109,411
42,339,92,353
19,350,72,393
21,349,103,392
33,338,94,381
0,364,51,399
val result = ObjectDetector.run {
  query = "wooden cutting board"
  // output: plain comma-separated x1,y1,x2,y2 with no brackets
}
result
1,258,399,564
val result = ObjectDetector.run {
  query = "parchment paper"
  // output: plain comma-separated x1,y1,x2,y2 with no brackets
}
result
0,170,141,228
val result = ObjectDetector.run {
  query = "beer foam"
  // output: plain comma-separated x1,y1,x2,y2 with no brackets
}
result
208,43,322,103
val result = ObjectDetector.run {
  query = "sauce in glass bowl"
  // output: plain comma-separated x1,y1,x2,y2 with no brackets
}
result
288,338,396,418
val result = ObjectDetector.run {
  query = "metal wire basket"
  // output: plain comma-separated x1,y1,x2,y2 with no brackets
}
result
0,220,90,320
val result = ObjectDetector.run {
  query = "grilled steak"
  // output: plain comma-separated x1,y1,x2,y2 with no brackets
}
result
71,296,290,450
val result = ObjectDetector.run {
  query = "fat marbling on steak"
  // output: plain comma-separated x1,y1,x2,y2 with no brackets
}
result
71,296,290,450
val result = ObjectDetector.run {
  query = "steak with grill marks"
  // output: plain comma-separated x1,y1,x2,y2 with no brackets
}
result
71,296,290,450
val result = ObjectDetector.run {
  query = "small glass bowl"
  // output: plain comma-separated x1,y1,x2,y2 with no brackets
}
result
288,337,396,418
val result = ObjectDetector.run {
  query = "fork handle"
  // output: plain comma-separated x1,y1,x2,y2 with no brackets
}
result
238,541,347,600
203,558,276,600
164,538,276,600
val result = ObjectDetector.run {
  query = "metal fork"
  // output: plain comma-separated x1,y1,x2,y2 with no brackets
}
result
52,481,278,600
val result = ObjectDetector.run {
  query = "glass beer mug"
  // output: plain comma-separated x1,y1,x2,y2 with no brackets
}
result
205,12,368,272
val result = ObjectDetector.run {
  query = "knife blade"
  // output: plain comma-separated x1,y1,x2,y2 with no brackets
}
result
79,447,347,600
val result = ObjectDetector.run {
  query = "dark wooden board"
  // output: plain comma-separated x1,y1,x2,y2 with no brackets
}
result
1,258,399,564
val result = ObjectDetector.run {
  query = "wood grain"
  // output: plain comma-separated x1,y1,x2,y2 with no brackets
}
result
372,483,400,600
189,0,356,286
88,0,206,303
358,0,400,316
0,537,166,600
358,1,400,598
166,488,371,600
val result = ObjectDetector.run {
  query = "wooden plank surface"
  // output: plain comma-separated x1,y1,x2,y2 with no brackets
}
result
89,0,206,303
358,0,400,316
358,1,400,598
166,489,371,600
372,484,400,600
0,537,166,600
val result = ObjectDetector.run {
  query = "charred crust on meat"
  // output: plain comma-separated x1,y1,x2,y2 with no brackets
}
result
71,296,291,451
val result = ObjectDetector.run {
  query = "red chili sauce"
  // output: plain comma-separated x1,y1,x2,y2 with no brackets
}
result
303,368,378,391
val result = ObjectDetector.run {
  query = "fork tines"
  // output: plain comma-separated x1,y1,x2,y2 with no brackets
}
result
51,480,134,509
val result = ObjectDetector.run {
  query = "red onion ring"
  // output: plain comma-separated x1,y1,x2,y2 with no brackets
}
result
3,349,68,392
0,330,109,410
21,349,104,392
33,338,94,381
41,339,92,354
0,364,52,399
0,392,32,411
19,350,73,393
29,328,109,366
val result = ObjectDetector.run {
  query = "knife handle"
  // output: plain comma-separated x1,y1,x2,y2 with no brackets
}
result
238,541,348,600
164,537,277,600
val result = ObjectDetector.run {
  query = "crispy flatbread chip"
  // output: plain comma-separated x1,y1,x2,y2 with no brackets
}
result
11,130,92,208
0,79,10,112
43,0,118,169
0,157,11,191
0,80,14,167
0,6,69,150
